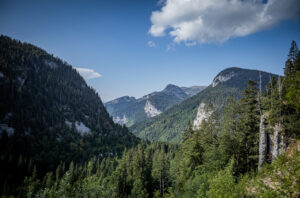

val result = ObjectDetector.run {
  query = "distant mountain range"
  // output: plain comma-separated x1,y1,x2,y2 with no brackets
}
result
130,67,280,142
104,85,206,126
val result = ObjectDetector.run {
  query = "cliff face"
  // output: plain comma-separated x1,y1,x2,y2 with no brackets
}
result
259,117,288,170
247,140,300,197
268,123,287,161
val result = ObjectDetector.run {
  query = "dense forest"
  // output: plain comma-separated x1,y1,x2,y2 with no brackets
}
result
0,36,139,196
0,40,299,197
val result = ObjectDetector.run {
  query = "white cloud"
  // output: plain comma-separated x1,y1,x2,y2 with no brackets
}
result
147,40,157,47
75,67,101,80
149,0,300,44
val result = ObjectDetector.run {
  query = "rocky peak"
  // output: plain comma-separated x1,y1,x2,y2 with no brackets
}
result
212,68,237,87
162,84,187,99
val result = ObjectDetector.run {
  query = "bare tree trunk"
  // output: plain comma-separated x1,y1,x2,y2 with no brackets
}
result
278,77,282,100
272,123,280,161
270,75,273,108
279,133,286,156
258,72,267,171
258,114,267,171
259,72,262,115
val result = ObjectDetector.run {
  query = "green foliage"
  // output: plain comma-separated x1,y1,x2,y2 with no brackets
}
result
245,142,300,197
131,178,148,198
282,41,300,138
206,159,243,198
2,37,299,198
235,80,260,173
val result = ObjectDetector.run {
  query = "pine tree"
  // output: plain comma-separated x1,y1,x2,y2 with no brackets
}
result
182,121,193,142
236,80,260,173
287,40,299,62
283,41,300,138
152,149,169,197
218,96,240,168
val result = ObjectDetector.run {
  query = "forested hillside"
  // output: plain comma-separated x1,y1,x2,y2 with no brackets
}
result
10,41,300,198
131,67,279,142
0,36,139,195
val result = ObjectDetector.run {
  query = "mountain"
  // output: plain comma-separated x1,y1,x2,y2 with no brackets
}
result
104,84,206,126
130,67,279,142
181,86,207,97
0,35,139,189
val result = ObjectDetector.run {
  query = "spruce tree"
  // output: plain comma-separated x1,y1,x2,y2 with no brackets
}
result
218,96,240,168
236,80,260,173
182,121,194,142
287,40,299,62
283,41,300,138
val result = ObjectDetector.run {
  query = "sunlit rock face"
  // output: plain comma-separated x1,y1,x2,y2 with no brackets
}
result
113,115,128,125
212,71,236,87
193,103,212,130
268,123,286,162
144,100,162,118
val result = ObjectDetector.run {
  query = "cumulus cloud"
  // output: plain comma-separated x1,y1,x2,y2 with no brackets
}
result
75,67,101,80
149,0,300,44
148,40,157,48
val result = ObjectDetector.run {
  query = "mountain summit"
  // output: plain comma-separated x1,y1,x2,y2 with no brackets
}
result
105,84,206,126
130,67,280,142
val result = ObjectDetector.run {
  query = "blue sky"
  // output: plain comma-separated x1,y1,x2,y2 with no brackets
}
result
1,0,300,102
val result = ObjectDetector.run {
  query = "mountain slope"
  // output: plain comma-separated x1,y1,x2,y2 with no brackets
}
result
181,86,207,97
130,67,279,142
105,84,206,126
0,35,139,183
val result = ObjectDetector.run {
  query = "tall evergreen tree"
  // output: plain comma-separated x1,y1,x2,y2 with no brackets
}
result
182,121,194,142
282,41,300,139
287,40,299,62
236,80,260,173
218,96,240,168
152,149,169,197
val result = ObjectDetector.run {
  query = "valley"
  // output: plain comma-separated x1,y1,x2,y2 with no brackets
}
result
0,36,299,198
1,0,300,195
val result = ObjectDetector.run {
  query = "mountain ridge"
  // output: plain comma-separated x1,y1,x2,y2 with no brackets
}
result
130,67,280,142
104,84,207,126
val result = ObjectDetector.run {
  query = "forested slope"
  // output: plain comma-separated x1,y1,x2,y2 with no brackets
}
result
0,35,139,195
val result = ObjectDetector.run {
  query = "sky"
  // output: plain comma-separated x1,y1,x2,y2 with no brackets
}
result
1,0,300,102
